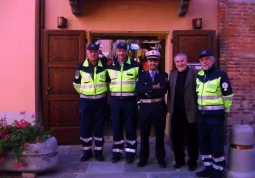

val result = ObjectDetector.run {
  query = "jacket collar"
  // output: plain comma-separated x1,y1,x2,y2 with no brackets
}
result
83,58,103,67
113,57,131,66
198,65,215,76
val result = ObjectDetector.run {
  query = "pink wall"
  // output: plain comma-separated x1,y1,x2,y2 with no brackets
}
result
0,0,39,123
45,0,218,71
45,0,218,31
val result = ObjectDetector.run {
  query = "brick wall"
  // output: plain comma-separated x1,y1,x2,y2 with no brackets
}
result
218,0,255,140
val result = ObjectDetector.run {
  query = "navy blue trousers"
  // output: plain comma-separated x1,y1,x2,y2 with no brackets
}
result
79,97,107,155
110,97,138,158
138,101,166,162
198,113,226,174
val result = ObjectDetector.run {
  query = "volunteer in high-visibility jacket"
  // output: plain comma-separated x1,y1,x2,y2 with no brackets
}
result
73,43,108,162
107,42,142,164
195,50,233,178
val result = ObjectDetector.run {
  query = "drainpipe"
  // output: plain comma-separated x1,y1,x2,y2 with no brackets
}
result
38,0,45,123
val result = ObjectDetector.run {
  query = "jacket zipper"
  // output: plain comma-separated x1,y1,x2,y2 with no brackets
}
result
120,65,123,99
201,74,206,113
93,67,96,98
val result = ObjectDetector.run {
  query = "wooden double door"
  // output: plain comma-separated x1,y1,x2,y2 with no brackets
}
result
42,30,216,145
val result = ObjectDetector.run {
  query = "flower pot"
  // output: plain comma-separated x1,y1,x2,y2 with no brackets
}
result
0,137,58,172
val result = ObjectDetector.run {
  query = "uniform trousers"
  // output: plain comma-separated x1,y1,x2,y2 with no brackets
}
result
139,101,166,162
111,97,138,158
198,113,226,175
79,97,107,156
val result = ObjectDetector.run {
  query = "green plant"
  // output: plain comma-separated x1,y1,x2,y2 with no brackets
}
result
0,112,51,168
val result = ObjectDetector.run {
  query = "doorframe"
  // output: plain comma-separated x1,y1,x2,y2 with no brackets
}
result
88,31,171,73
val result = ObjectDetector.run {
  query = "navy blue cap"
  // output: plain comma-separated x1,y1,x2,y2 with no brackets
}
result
87,43,99,50
116,42,128,50
199,50,213,58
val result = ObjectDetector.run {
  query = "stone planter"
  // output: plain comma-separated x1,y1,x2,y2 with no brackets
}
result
0,137,58,173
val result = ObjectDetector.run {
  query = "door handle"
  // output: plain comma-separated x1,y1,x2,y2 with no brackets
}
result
45,87,51,95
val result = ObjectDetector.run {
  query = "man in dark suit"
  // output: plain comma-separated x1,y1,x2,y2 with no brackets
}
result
136,50,168,168
167,53,199,171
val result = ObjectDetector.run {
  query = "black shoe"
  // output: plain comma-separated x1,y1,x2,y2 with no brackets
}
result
126,156,135,164
174,162,185,169
95,154,105,162
211,170,223,178
188,164,197,171
137,161,147,167
80,153,92,162
158,160,167,168
111,156,121,163
195,167,212,177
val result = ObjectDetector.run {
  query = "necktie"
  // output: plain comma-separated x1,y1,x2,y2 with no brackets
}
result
151,71,155,82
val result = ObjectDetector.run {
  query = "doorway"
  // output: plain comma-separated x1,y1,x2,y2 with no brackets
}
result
90,32,168,136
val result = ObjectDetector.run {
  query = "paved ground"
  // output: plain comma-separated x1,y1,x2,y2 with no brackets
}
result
0,140,209,178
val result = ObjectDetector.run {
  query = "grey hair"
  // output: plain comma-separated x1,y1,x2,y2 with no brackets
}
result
174,53,188,61
210,56,215,61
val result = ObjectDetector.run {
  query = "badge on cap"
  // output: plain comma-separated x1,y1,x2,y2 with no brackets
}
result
75,70,80,79
222,82,228,89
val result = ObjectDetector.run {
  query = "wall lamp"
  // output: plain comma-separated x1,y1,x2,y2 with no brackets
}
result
57,16,68,28
192,18,202,29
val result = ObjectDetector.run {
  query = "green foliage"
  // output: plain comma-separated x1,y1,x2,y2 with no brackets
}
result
0,115,51,167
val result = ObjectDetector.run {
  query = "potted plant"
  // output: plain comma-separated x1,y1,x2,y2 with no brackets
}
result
0,112,58,173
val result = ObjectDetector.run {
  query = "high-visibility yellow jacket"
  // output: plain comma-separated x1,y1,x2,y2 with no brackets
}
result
196,66,233,114
73,59,107,96
107,57,141,97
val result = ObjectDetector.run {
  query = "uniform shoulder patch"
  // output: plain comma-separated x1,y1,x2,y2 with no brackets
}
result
222,82,228,89
75,70,80,79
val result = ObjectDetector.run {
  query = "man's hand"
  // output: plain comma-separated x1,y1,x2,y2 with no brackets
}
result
152,83,160,89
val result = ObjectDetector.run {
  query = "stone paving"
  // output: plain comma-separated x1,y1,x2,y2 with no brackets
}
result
0,139,212,178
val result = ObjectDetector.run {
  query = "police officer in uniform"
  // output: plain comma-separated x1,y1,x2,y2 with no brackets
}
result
107,42,141,163
195,50,233,178
73,43,108,162
135,50,168,168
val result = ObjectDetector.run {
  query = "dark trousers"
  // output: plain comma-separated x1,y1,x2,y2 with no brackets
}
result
111,97,138,158
139,101,166,162
198,114,226,174
171,112,199,165
79,97,107,155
